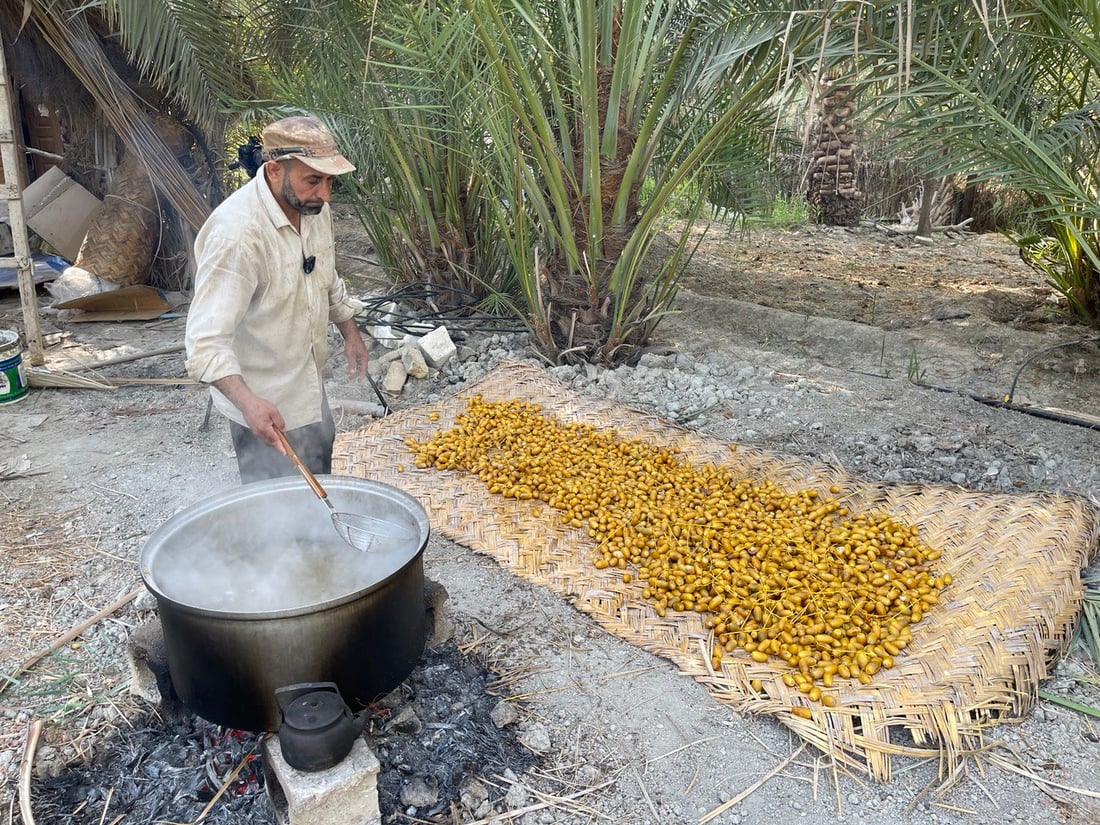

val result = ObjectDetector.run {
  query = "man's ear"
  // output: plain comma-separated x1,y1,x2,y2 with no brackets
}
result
263,159,282,180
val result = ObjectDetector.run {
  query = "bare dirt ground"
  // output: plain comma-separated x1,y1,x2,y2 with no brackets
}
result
1,220,1099,825
672,222,1096,414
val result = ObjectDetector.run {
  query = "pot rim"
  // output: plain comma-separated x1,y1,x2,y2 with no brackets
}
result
140,475,429,619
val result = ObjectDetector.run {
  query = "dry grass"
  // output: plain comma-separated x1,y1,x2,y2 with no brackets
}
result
0,502,147,813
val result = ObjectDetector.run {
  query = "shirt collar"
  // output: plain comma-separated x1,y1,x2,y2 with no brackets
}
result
258,166,294,230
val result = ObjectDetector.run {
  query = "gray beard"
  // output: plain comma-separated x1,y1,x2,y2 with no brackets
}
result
281,177,324,215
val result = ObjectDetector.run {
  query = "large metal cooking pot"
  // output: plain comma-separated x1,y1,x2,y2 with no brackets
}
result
140,476,429,732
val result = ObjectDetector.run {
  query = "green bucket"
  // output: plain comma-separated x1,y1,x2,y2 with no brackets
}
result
0,330,29,405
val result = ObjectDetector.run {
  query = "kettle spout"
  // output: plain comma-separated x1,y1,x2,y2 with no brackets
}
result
352,708,369,734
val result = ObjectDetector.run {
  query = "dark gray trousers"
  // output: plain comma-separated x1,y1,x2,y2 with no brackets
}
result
228,401,336,484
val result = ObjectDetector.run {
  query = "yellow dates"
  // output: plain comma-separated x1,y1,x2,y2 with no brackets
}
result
409,396,950,706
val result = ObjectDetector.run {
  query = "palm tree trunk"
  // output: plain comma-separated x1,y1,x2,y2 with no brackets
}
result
807,80,861,227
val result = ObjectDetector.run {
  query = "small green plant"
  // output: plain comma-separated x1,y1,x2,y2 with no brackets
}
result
642,177,710,225
1039,582,1100,713
907,344,926,382
1077,569,1100,665
1038,688,1100,719
769,194,809,227
1016,225,1100,324
744,193,810,229
12,637,132,723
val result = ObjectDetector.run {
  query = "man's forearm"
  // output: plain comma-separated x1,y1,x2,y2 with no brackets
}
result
212,374,254,410
335,317,361,342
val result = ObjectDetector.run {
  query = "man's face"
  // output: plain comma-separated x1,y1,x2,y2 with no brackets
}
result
271,159,334,216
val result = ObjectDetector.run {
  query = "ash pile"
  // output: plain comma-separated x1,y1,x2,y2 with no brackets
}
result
30,640,538,824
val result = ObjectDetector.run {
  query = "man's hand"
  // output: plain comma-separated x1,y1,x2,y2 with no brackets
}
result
337,318,370,379
212,374,286,448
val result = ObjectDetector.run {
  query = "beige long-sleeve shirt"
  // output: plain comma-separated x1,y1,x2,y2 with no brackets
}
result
184,169,358,429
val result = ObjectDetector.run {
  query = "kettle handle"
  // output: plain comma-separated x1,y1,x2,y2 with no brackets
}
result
275,681,341,712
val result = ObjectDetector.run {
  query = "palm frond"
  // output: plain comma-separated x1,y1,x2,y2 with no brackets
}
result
94,0,257,135
850,1,1100,321
27,2,211,229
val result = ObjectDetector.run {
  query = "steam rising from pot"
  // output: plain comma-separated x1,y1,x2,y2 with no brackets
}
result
154,537,393,612
142,479,426,615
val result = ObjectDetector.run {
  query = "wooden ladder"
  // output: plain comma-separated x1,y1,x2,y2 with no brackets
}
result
0,40,44,365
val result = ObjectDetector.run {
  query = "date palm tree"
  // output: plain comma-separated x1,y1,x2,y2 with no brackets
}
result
347,0,840,363
855,0,1100,322
45,2,1094,357
94,0,841,364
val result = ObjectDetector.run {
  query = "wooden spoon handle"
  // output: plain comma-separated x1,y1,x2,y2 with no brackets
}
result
274,426,329,501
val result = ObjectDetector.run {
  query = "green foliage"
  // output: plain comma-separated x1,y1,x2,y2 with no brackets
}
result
89,0,262,136
84,0,1100,357
855,1,1100,325
640,177,703,222
744,194,809,228
227,0,835,364
455,0,833,363
1017,222,1100,322
768,194,810,227
1073,569,1100,665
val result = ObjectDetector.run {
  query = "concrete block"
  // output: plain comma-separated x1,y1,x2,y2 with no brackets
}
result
264,736,381,825
381,360,407,393
124,619,187,722
418,326,457,369
370,324,402,349
400,345,429,379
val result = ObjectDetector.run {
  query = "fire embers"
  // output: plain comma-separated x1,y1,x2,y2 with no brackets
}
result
30,639,537,824
33,718,271,824
198,727,266,805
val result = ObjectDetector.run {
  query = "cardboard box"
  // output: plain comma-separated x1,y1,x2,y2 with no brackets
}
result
22,166,101,262
52,284,170,322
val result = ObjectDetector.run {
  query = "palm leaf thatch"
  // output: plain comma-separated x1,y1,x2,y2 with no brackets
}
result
12,2,211,229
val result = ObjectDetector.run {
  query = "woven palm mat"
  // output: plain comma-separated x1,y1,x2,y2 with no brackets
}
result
334,359,1100,780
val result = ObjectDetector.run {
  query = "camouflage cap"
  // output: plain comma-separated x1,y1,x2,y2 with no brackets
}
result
261,116,355,176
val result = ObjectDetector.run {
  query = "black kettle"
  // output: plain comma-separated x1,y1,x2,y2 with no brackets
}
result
274,682,368,772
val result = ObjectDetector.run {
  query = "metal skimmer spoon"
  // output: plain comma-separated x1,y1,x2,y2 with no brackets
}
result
274,427,412,552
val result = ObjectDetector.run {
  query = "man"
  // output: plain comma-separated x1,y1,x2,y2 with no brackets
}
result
185,115,370,483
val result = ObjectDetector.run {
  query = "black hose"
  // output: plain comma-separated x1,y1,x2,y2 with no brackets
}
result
356,282,527,335
913,380,1100,431
1005,336,1100,403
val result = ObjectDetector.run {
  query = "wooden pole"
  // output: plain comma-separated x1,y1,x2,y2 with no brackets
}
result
0,40,45,365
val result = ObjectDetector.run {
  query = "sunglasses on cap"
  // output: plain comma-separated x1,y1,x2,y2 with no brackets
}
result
263,144,342,161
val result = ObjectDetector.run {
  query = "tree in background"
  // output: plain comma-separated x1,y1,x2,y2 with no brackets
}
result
857,1,1100,323
258,0,839,363
806,77,861,227
14,1,1099,352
